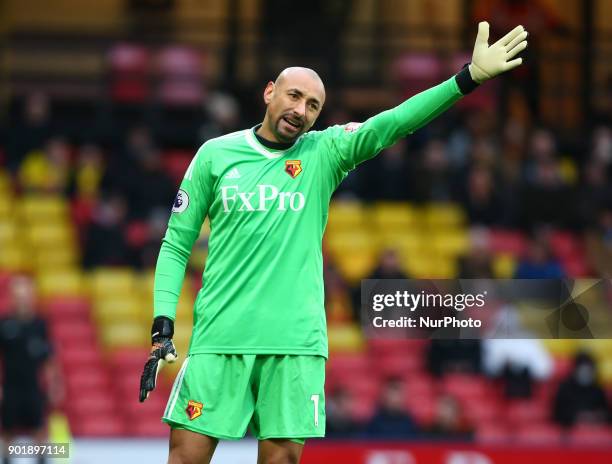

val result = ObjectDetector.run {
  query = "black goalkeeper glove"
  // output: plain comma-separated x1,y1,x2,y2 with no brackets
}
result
139,316,178,402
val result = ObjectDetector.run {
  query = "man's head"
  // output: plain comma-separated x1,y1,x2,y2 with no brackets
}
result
260,67,325,143
10,274,37,319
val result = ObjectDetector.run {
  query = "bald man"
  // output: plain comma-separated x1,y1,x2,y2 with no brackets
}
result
140,22,528,464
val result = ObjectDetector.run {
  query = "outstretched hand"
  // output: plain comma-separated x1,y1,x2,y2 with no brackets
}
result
469,21,529,84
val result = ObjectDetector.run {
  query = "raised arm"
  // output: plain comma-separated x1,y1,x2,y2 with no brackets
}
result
327,21,528,172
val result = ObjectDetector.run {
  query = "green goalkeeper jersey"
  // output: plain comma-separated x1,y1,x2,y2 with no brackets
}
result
154,75,466,358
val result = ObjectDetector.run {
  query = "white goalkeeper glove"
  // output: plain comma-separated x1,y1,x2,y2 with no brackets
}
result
469,21,529,84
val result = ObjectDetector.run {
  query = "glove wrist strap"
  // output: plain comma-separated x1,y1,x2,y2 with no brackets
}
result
151,316,174,341
455,63,480,94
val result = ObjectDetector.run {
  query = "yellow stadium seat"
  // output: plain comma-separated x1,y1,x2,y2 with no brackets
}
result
0,247,29,272
90,268,137,296
27,224,74,248
371,202,419,229
542,339,580,357
431,230,469,256
0,219,17,243
0,194,12,217
100,323,148,349
0,169,11,191
334,252,377,284
34,247,78,270
378,231,425,254
37,270,85,297
424,203,466,228
328,323,365,353
93,297,142,324
327,201,367,231
21,196,69,221
325,229,377,255
576,340,612,361
493,253,517,278
599,359,612,385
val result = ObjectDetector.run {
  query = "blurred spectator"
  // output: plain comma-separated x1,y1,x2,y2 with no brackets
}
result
83,194,132,268
7,92,53,172
361,140,411,201
514,234,565,279
68,143,106,201
351,249,408,322
424,395,473,441
482,306,553,398
553,352,611,428
519,129,572,227
199,91,241,141
461,165,504,226
412,139,453,202
584,209,612,278
364,377,418,439
0,275,63,463
325,388,363,438
18,137,71,194
324,261,354,324
458,229,494,278
575,159,612,229
427,340,481,377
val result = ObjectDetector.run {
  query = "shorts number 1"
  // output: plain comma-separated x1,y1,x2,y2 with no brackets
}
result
310,394,319,427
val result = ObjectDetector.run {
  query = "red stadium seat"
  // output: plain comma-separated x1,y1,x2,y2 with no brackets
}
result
58,344,104,368
463,398,502,425
368,339,427,357
327,354,371,376
490,229,527,256
44,297,91,321
549,231,580,259
376,354,421,378
50,320,97,344
132,417,169,438
442,374,489,401
514,424,563,445
156,46,205,106
65,367,110,392
506,399,550,425
405,393,437,426
108,43,151,103
66,390,117,416
476,422,510,444
162,150,193,185
568,424,612,446
71,414,125,437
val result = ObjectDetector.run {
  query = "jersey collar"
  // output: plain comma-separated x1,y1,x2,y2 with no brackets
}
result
245,126,304,159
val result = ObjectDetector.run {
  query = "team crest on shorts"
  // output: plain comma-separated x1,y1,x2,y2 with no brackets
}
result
285,160,302,178
186,400,203,420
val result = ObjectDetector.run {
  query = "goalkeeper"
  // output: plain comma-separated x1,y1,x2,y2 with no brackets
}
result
140,22,527,464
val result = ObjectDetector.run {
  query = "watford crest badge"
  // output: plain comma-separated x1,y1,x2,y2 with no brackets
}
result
285,160,302,179
186,400,203,420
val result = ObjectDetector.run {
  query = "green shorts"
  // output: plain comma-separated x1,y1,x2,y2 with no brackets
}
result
162,354,326,443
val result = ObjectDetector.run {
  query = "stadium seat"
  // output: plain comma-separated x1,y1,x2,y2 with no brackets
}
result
431,230,470,257
100,323,148,349
505,399,550,425
371,202,419,229
493,253,517,278
21,196,69,221
369,339,427,357
475,422,510,444
108,43,151,103
50,320,97,345
71,414,125,437
156,45,205,106
327,201,367,231
442,374,489,401
376,354,422,378
90,268,138,296
58,344,104,368
514,424,563,445
44,297,90,321
424,204,466,228
65,368,110,393
489,229,527,256
568,424,612,446
405,393,437,426
93,297,142,325
132,417,169,438
327,324,366,353
38,270,85,297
